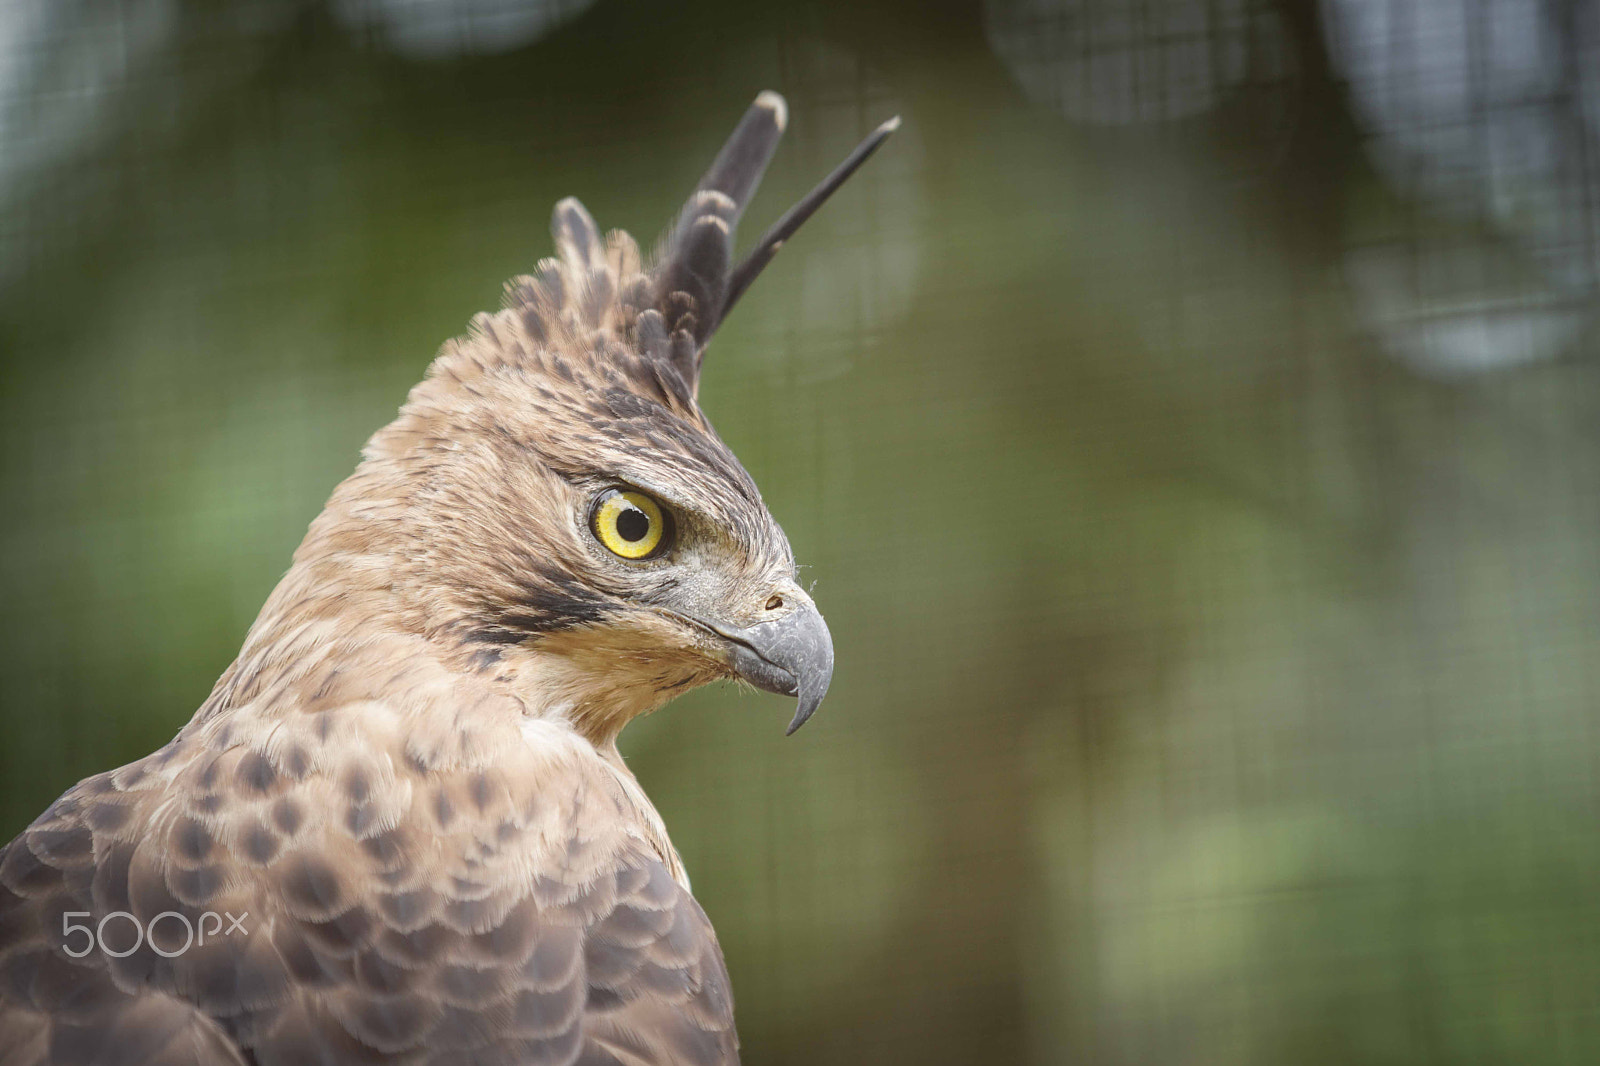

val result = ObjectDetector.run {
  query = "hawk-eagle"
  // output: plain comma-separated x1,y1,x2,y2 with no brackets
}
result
0,92,896,1066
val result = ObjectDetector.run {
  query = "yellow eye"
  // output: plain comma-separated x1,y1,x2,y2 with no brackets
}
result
591,489,670,560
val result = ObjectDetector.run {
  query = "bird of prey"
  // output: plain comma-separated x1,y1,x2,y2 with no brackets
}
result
0,92,896,1066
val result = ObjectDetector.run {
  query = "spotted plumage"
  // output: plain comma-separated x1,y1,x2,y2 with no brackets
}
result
0,93,895,1065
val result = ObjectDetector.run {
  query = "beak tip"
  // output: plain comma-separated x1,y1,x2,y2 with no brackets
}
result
782,668,831,736
784,696,820,736
706,600,833,736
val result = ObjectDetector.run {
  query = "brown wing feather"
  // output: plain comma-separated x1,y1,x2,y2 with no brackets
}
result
0,695,737,1066
0,757,251,1066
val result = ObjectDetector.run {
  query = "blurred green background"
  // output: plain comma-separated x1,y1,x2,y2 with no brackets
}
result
6,0,1600,1062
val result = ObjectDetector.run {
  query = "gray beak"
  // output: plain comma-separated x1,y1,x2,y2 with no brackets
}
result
705,602,834,735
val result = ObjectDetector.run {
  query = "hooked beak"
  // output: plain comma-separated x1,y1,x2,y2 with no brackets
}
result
700,601,834,735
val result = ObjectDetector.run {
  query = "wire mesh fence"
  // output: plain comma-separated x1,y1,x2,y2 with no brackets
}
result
4,1,1600,1063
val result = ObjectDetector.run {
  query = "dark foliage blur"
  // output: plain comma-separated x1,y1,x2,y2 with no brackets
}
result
5,0,1600,1063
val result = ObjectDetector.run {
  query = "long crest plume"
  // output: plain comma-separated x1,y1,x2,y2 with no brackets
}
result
503,92,898,407
653,92,900,390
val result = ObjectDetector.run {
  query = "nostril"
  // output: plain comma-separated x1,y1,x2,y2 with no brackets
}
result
765,595,784,612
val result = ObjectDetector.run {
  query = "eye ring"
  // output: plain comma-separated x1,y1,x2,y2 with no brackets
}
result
590,489,672,560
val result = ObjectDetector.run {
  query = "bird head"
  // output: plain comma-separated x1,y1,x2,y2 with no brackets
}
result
311,93,897,745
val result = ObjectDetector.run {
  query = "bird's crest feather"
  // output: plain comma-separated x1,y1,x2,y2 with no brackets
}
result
496,91,898,400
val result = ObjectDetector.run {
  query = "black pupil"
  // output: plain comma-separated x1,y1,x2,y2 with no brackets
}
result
615,504,650,543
